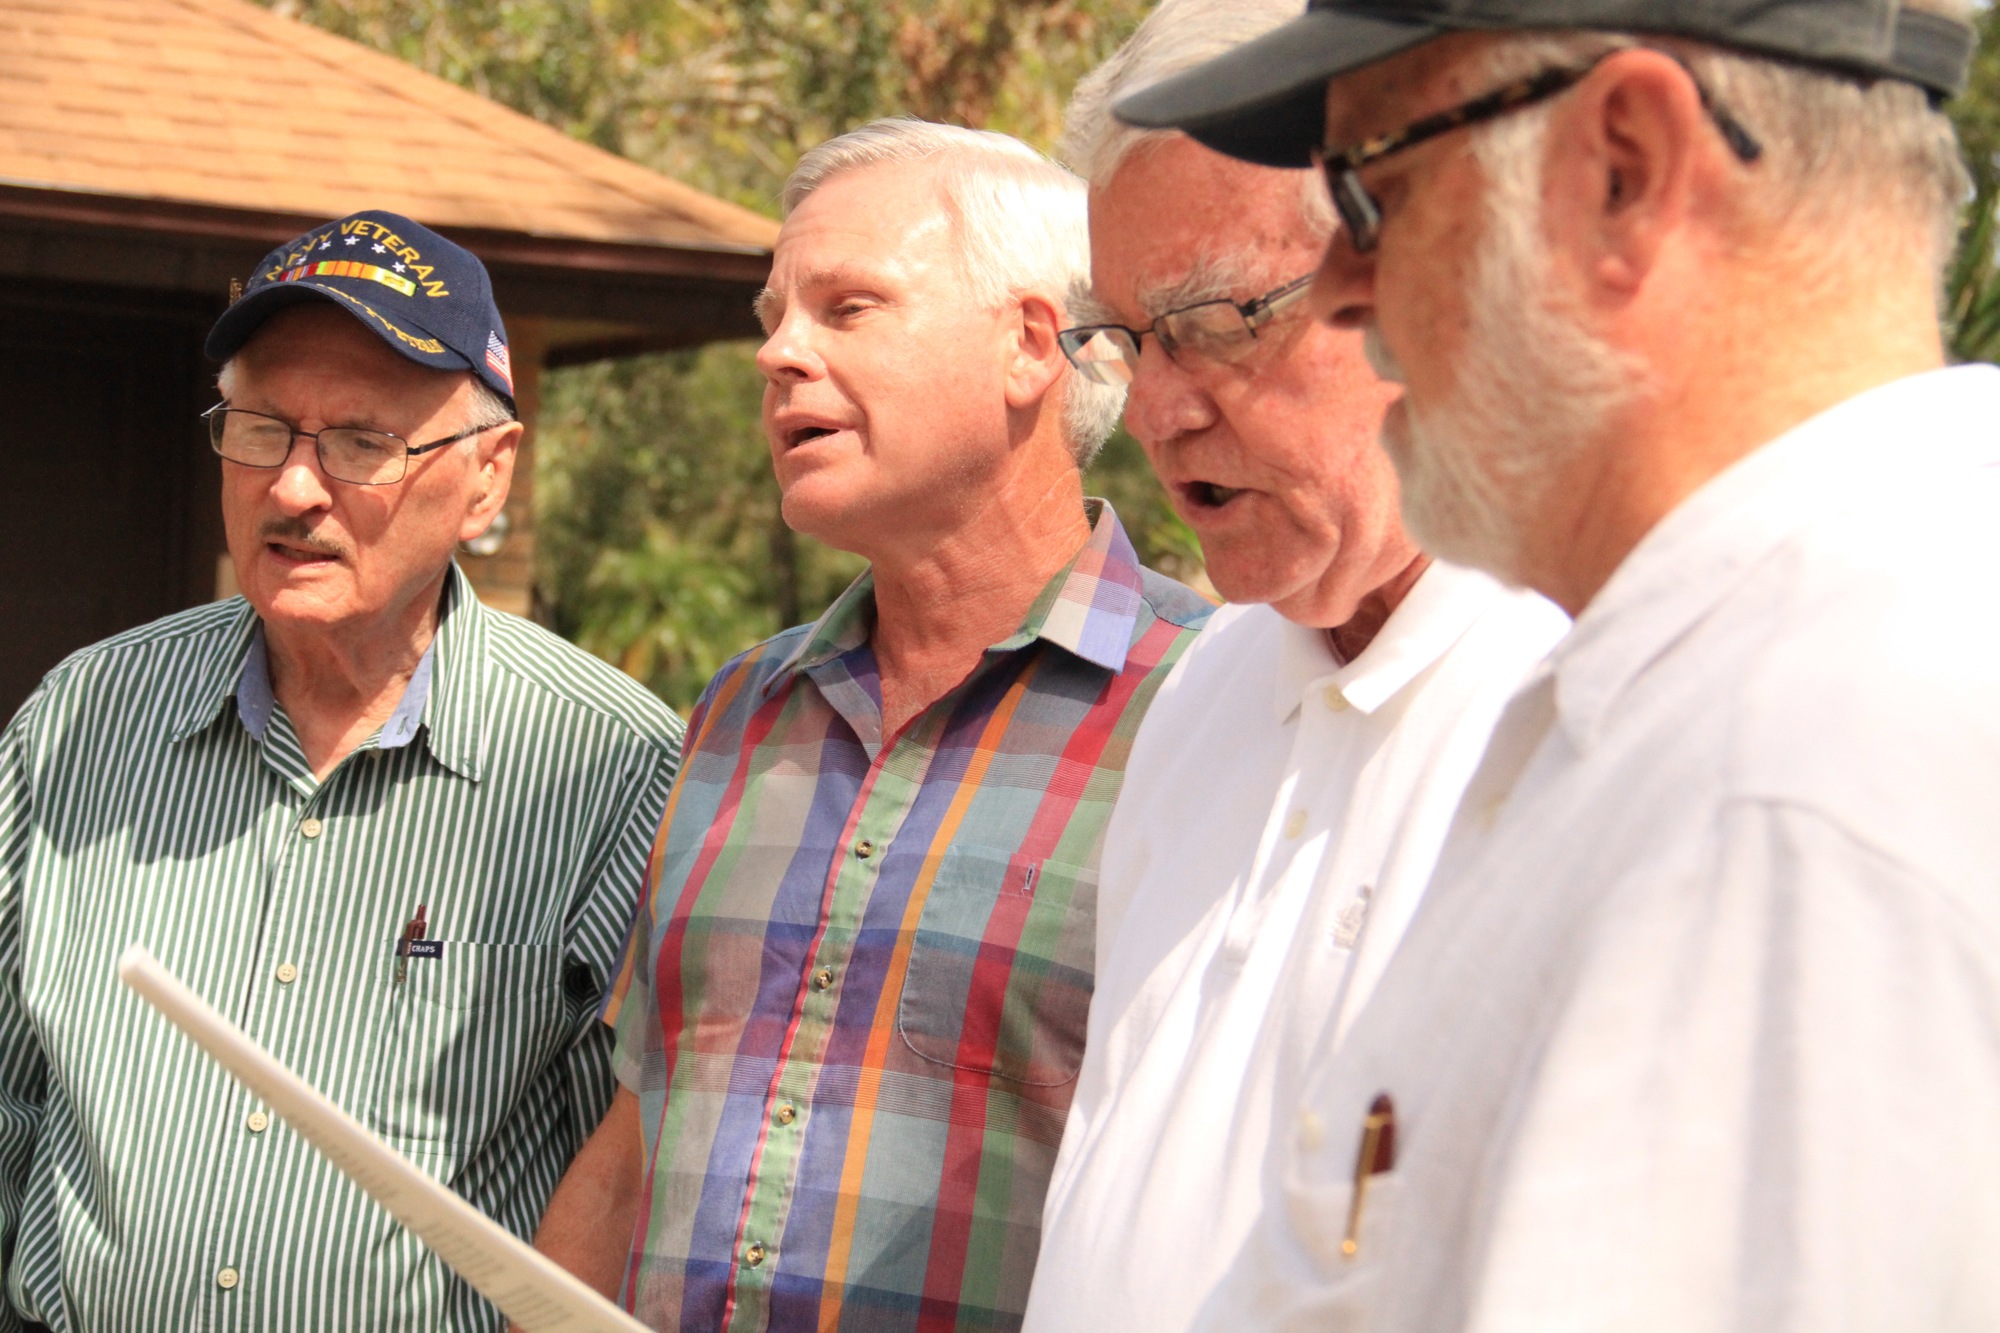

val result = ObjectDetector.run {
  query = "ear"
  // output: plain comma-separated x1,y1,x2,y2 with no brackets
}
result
458,421,522,544
1002,291,1069,412
1546,48,1713,300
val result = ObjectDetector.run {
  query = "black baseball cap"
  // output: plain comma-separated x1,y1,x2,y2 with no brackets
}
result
206,209,517,407
1115,0,1977,169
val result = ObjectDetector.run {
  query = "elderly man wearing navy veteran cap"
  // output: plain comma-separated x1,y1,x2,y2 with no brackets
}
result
1106,2,2000,1331
0,210,684,1332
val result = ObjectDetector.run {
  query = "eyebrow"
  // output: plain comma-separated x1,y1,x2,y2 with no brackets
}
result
1066,281,1117,329
1137,259,1255,323
225,399,404,436
755,263,891,332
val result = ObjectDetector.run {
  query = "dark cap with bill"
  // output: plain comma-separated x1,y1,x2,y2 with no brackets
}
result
206,209,517,406
1115,0,1977,169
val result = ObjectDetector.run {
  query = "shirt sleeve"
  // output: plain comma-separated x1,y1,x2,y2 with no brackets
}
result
1463,798,2000,1332
0,713,47,1332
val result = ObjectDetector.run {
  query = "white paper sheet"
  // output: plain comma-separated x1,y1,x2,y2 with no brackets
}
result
117,944,648,1333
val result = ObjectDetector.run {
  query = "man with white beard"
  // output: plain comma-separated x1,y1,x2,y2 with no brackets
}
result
1118,0,2000,1329
1021,4,1564,1330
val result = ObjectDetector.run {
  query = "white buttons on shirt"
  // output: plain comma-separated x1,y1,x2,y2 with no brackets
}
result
299,817,323,839
246,1111,269,1134
1283,809,1309,840
1297,1110,1326,1152
1322,684,1350,712
274,962,298,985
216,1267,240,1290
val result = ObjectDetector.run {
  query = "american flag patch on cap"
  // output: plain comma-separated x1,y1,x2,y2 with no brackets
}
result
485,331,513,395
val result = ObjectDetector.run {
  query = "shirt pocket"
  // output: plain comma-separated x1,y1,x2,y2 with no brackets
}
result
1282,1163,1407,1332
371,940,564,1151
896,847,1096,1087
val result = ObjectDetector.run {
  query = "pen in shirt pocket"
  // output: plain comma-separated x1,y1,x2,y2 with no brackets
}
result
394,905,427,985
1341,1093,1397,1257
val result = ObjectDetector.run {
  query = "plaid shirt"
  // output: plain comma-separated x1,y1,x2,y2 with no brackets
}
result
606,504,1211,1332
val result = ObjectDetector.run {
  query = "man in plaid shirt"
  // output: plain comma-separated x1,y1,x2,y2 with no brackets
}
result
529,120,1211,1332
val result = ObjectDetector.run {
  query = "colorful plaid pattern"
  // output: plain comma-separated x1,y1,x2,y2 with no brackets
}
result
606,504,1211,1332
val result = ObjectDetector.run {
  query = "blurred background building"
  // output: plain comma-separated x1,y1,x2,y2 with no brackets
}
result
4,0,1997,717
0,0,775,716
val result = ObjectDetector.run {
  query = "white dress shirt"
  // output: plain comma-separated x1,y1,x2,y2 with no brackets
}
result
1197,365,2000,1333
1022,564,1567,1333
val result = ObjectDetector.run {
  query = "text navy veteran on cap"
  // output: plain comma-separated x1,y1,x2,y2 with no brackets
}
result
207,209,517,404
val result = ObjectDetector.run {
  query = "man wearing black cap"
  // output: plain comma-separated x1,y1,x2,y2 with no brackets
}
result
1104,2,2000,1330
0,211,683,1331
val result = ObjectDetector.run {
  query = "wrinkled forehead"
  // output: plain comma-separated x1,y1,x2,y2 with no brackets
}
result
770,162,959,279
1088,139,1325,320
227,308,472,423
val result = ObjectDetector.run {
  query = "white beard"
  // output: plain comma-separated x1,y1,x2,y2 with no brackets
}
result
1368,138,1640,588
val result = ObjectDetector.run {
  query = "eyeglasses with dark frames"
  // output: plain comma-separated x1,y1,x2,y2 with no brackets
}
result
1312,51,1764,254
1058,272,1317,386
203,404,495,486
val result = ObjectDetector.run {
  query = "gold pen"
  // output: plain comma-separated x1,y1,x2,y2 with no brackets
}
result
1341,1092,1397,1257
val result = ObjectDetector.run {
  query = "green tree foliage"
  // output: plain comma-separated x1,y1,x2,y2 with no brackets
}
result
265,0,1188,711
264,1,2000,708
1947,3,2000,362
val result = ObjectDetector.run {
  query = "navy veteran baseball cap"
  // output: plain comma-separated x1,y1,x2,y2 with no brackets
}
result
207,209,517,406
1115,0,1977,169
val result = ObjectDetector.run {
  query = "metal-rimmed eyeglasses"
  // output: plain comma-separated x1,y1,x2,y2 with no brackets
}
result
1058,272,1316,386
203,404,492,486
1313,51,1764,255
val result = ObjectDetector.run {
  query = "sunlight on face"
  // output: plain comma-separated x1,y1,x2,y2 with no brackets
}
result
1378,118,1638,585
752,162,1016,557
221,305,506,636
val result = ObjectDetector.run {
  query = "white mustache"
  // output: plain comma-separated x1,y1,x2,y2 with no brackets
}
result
259,518,348,560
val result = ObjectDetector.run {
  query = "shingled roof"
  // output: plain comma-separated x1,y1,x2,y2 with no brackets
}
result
0,0,777,355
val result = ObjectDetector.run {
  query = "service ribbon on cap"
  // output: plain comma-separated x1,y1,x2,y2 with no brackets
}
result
279,260,418,298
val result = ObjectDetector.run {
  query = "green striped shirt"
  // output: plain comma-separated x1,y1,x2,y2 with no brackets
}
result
0,564,684,1332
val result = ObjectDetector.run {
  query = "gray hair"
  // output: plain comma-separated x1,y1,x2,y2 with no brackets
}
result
1062,0,1335,237
1472,14,1972,278
783,118,1125,466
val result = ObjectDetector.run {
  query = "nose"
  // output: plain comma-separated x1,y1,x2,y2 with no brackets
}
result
755,305,824,386
268,433,334,515
1307,227,1376,330
1121,338,1218,451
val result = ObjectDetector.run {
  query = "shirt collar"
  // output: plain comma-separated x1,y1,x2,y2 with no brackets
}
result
766,499,1150,690
1272,560,1506,723
232,623,435,752
172,561,485,780
1551,364,2000,753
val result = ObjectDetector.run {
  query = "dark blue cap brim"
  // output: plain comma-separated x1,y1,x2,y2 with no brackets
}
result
205,281,475,377
1113,7,1441,168
1117,0,1974,169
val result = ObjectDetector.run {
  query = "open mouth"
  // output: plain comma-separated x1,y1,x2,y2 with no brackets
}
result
787,425,838,449
1183,481,1246,510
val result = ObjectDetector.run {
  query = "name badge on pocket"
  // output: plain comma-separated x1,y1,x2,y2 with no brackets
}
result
403,940,444,960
